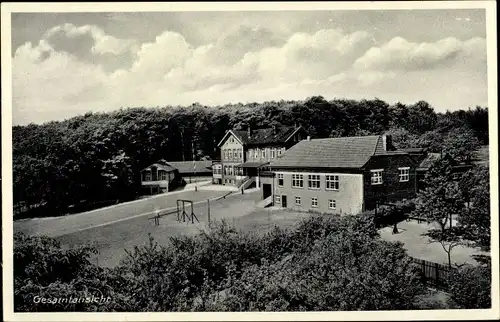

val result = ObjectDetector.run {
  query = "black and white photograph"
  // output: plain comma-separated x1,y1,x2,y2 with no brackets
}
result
1,1,498,321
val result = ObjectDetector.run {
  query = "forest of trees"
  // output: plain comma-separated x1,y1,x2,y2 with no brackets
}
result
13,96,488,217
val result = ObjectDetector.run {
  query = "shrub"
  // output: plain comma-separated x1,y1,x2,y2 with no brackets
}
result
13,232,124,312
447,264,491,309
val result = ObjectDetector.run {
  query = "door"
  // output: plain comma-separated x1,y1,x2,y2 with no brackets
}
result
281,195,287,208
262,184,272,199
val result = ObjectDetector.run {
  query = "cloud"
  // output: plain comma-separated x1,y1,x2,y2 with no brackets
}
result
161,28,376,91
45,23,137,56
11,23,488,125
13,41,109,124
353,36,486,71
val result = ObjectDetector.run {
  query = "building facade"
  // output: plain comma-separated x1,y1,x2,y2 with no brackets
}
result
140,160,181,195
213,125,308,187
268,135,417,214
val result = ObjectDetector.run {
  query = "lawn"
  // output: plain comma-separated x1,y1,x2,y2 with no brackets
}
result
14,188,228,238
379,219,489,266
55,190,311,267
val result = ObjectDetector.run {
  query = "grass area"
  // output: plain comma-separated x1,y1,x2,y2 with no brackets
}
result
55,190,311,267
379,219,489,266
14,188,228,238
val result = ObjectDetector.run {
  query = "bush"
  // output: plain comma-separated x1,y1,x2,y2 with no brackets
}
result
14,215,429,312
361,199,416,229
447,264,491,309
13,232,125,312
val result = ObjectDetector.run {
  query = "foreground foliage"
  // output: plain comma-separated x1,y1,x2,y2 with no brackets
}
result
14,215,438,312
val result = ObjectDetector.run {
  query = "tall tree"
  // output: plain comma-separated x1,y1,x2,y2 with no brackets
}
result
459,165,491,250
413,155,466,268
442,126,481,163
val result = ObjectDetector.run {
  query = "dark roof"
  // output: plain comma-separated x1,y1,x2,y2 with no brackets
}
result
416,153,441,171
238,161,270,168
401,148,426,153
164,161,212,174
270,135,408,169
231,126,302,146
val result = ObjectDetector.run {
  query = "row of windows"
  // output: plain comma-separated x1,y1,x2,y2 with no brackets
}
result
223,148,243,161
277,168,410,188
143,172,168,181
223,165,244,176
248,147,284,160
275,195,337,210
281,174,340,190
370,167,410,185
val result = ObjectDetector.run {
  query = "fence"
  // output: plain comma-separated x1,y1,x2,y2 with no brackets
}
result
411,257,452,290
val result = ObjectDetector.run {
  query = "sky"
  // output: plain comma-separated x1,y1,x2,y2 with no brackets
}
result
10,8,489,125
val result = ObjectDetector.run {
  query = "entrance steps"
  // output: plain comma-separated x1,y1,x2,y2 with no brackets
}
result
256,195,273,208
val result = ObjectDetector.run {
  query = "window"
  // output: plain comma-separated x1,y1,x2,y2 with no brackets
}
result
254,149,259,159
311,197,318,208
292,174,304,188
326,175,339,190
160,172,167,181
371,169,383,185
271,148,276,159
144,172,151,181
277,149,282,157
228,149,233,160
308,174,320,189
262,149,266,159
278,173,284,187
275,195,281,204
328,199,336,209
295,196,301,206
229,137,234,143
399,167,410,182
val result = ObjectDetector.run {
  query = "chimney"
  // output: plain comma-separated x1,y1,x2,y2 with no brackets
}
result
382,134,392,151
247,125,252,138
307,135,311,141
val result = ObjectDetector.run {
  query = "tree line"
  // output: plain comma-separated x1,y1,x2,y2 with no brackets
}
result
13,97,488,217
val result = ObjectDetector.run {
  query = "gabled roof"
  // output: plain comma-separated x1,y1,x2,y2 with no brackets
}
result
270,135,409,169
141,162,177,172
218,126,304,147
167,161,213,174
416,153,442,171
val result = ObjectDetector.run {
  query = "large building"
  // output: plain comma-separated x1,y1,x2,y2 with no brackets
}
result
212,125,308,188
264,135,418,214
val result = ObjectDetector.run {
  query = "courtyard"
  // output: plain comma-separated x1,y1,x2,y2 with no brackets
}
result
379,219,489,266
29,188,310,267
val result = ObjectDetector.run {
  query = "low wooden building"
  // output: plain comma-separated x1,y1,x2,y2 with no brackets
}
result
140,160,182,195
167,160,213,183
